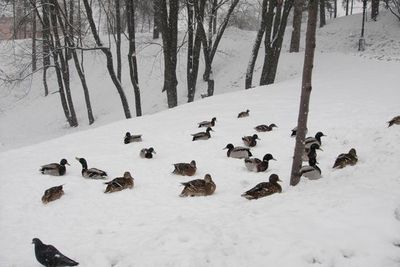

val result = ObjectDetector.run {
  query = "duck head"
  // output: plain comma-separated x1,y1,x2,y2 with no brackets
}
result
206,127,214,133
204,174,212,182
148,147,156,154
269,174,282,183
223,143,234,150
190,160,196,167
349,148,357,157
211,117,217,123
310,143,323,151
123,171,132,178
315,132,326,138
75,157,87,169
270,123,278,128
263,154,276,161
60,159,70,166
252,134,260,140
125,132,131,138
32,238,43,245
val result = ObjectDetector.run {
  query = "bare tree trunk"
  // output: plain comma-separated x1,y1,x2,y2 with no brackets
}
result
320,0,326,27
245,0,268,89
40,0,50,96
212,0,217,34
116,0,122,81
201,0,239,96
290,0,304,52
82,0,132,118
260,0,294,86
345,0,349,15
187,0,195,102
153,0,160,39
371,0,379,20
334,0,337,18
50,0,78,127
55,0,95,125
32,0,37,71
126,0,142,116
159,0,179,108
290,0,318,186
350,0,354,14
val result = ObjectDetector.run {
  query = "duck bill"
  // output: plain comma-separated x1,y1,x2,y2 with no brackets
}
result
278,179,283,182
66,162,71,166
272,158,277,161
317,148,324,151
75,157,81,161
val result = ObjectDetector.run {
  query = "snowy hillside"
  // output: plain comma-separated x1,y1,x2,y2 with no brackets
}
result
1,11,399,152
1,46,400,266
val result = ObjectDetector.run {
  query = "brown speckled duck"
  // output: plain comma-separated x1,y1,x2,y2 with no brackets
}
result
42,185,64,204
179,174,216,197
39,159,70,176
75,157,107,179
333,148,358,169
192,127,213,141
388,115,400,127
172,160,197,176
254,123,278,132
104,171,134,193
124,132,142,144
244,154,276,172
198,117,216,128
237,109,250,118
140,147,156,159
224,143,252,159
241,174,282,200
242,134,260,147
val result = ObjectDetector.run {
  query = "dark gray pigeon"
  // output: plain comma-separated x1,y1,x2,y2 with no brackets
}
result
32,238,79,267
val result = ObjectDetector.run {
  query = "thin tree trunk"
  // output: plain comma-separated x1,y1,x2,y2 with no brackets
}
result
153,0,160,39
126,0,142,116
345,0,349,15
32,0,37,71
245,0,268,89
187,0,195,102
116,0,122,81
51,0,78,127
371,0,379,20
350,0,354,14
290,0,318,186
334,0,337,18
159,0,179,108
290,0,304,52
40,0,50,96
212,0,217,34
320,0,326,27
82,0,132,118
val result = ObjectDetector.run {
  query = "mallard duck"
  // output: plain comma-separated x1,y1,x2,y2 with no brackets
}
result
140,147,156,159
241,174,282,200
388,115,400,127
304,132,326,149
244,153,276,172
333,148,358,169
299,158,322,180
224,143,252,159
302,143,322,161
39,159,70,176
104,171,134,193
198,117,216,128
291,126,308,137
172,160,197,176
237,109,250,118
179,174,216,197
254,123,278,132
124,132,142,144
242,134,260,147
41,185,65,204
32,238,79,267
192,127,213,141
75,157,107,179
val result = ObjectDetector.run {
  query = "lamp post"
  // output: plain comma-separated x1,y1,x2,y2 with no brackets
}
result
358,0,367,51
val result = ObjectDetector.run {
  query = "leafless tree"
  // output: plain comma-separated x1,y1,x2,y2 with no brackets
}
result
290,0,319,186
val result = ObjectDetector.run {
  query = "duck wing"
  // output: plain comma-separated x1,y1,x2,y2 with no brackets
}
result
87,168,107,178
40,163,60,170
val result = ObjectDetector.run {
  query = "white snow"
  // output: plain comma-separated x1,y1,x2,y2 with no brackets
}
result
0,11,400,267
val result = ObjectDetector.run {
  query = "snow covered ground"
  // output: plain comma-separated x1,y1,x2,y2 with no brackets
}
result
0,11,400,267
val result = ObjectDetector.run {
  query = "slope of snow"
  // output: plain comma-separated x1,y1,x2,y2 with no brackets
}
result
0,49,399,266
0,12,399,152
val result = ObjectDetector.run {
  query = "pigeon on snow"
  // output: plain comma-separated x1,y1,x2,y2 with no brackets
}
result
32,238,79,267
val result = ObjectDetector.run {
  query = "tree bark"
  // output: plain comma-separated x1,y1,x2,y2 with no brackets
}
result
153,0,160,39
371,0,379,20
82,0,132,119
290,0,318,186
116,0,122,81
345,0,349,15
32,0,37,71
290,0,304,52
159,0,179,108
334,0,337,18
187,0,195,102
245,0,268,89
320,0,326,27
126,0,142,116
50,0,78,127
40,0,50,96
